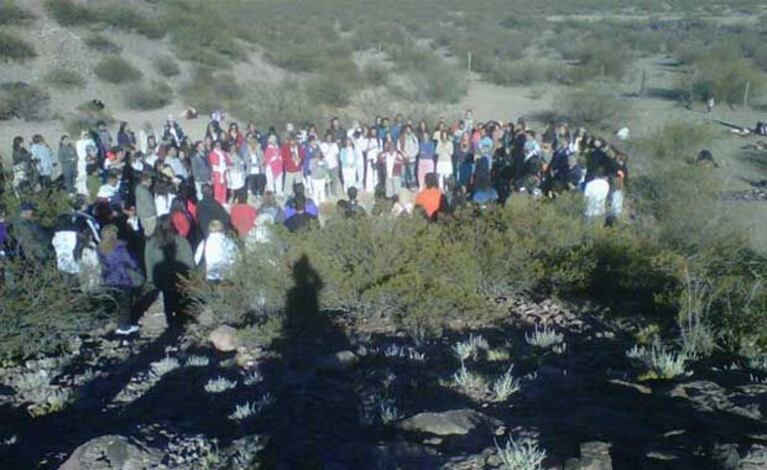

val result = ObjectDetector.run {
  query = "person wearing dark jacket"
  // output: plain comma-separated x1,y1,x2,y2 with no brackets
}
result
144,215,195,329
12,202,52,267
197,184,230,237
98,224,142,335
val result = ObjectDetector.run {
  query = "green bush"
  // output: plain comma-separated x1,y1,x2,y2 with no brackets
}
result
489,60,560,86
94,56,142,84
0,261,108,360
44,0,94,26
153,55,181,77
123,81,173,110
0,3,35,26
362,62,389,87
628,122,713,168
99,5,165,39
676,45,766,105
0,31,36,62
44,67,86,89
0,82,50,121
306,74,352,107
64,102,115,137
559,85,628,128
83,34,122,54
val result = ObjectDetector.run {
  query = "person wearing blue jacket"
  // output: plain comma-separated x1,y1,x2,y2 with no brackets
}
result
98,224,143,335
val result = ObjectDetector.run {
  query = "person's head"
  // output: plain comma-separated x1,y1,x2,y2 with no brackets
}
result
368,126,378,138
424,172,439,189
60,134,70,146
140,172,153,188
440,130,449,142
347,186,358,202
106,172,119,187
324,132,334,143
267,135,278,147
201,184,214,200
293,182,305,197
12,136,24,151
382,117,390,127
119,121,129,133
97,121,107,131
236,190,248,205
330,116,340,129
19,202,35,220
384,140,395,152
98,224,119,254
208,219,225,234
167,146,177,158
32,134,44,145
294,194,306,213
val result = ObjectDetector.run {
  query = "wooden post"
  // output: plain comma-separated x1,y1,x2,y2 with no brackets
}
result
467,52,472,81
744,81,751,108
640,69,647,96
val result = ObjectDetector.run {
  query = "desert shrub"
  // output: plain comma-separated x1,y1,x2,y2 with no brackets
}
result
489,60,560,86
567,37,632,81
677,46,766,105
362,62,389,87
83,34,122,54
45,0,94,26
231,81,318,131
152,55,181,77
0,261,107,360
629,122,713,167
98,5,165,39
0,82,50,121
755,45,767,72
64,102,115,136
0,3,35,26
123,81,173,110
306,74,352,107
44,67,86,89
0,31,36,62
185,241,290,334
163,0,245,67
558,85,628,128
94,56,142,84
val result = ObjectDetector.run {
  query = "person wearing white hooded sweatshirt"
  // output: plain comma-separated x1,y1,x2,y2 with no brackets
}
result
195,219,239,282
75,131,96,195
583,168,610,223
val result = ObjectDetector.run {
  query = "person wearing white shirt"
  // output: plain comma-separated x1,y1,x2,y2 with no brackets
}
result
584,170,610,222
364,128,383,193
319,133,341,197
195,220,239,282
75,131,96,195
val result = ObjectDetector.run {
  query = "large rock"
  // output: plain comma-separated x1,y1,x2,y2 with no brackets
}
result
398,409,500,436
565,441,613,470
59,435,160,470
315,350,359,372
209,325,238,352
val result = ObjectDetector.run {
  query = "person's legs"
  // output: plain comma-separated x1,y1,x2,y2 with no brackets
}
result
275,171,284,196
392,176,401,196
329,169,341,197
342,167,355,192
113,287,136,332
312,178,326,203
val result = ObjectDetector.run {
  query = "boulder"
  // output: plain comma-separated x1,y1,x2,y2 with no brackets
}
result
398,409,500,436
59,435,160,470
315,350,359,372
209,325,238,352
565,441,613,470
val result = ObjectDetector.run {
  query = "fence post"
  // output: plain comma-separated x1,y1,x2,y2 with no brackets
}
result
467,52,472,81
744,81,751,108
640,69,647,96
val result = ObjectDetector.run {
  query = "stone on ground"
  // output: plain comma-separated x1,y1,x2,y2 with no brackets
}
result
398,409,500,436
209,325,239,352
59,435,160,470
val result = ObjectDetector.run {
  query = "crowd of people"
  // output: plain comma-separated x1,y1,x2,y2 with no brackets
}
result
0,109,627,335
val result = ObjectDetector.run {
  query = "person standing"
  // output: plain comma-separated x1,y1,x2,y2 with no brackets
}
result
398,125,419,190
75,131,96,196
58,135,78,194
281,136,304,195
319,133,341,197
340,137,361,192
584,168,610,223
135,172,158,237
30,134,55,189
144,215,194,330
208,140,230,204
195,220,239,283
380,140,404,198
264,135,283,196
435,130,454,189
190,141,211,201
98,224,142,335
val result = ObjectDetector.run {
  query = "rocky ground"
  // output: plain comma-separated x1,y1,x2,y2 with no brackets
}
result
1,291,767,469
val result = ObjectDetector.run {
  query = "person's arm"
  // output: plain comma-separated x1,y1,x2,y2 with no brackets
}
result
194,240,205,266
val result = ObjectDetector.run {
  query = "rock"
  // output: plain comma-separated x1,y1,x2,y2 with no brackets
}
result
59,435,160,470
398,409,500,436
315,350,359,372
565,441,612,470
608,379,652,395
209,325,238,352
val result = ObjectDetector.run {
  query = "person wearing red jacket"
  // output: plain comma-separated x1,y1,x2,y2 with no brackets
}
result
207,141,230,204
230,191,258,239
281,136,304,196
